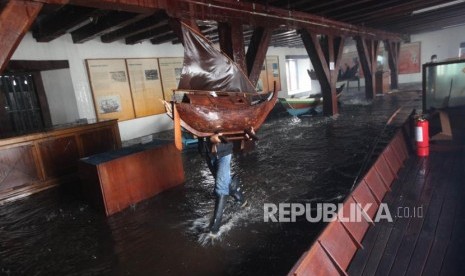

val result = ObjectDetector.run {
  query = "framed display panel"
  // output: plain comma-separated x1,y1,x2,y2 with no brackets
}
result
398,42,421,74
342,41,420,77
158,57,184,101
86,59,135,121
126,58,165,117
340,50,362,78
266,56,281,91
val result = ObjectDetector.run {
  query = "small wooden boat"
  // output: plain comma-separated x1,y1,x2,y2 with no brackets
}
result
279,96,322,116
279,84,345,116
164,22,277,139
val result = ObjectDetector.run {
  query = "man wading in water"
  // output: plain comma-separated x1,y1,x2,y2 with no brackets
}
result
199,130,253,235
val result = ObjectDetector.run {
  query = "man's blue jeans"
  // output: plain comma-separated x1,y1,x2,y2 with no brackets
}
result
210,154,232,196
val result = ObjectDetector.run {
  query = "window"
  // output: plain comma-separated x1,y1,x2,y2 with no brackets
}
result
0,74,44,136
285,55,313,95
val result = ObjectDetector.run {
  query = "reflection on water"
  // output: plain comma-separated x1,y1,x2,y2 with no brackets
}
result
0,88,421,275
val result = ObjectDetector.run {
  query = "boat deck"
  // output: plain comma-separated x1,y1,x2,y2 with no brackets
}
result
348,146,465,275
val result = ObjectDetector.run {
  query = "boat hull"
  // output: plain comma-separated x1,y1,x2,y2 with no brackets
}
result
279,97,322,116
175,91,278,137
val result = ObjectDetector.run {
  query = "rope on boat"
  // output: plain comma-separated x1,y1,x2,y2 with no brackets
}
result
349,107,402,192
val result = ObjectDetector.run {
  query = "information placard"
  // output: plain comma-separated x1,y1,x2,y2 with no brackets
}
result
86,59,135,121
126,58,165,117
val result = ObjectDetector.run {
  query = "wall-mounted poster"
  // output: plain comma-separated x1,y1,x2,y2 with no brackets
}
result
126,58,165,117
398,42,421,74
340,50,362,78
266,56,281,91
86,59,135,121
158,57,184,100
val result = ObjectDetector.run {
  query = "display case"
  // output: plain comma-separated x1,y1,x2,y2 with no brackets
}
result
422,59,465,143
422,59,465,111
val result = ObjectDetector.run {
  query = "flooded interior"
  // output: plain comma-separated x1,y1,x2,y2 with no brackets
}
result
0,85,422,275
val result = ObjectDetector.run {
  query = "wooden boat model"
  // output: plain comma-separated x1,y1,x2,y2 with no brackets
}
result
164,22,277,139
279,84,345,116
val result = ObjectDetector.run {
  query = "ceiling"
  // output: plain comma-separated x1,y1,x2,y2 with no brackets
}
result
20,0,465,48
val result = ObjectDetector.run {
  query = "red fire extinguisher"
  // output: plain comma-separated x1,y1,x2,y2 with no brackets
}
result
415,117,429,157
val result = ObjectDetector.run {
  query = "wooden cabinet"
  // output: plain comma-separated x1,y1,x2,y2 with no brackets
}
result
0,120,121,203
79,141,184,216
375,70,391,94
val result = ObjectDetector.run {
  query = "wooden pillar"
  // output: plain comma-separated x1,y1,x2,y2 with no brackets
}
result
173,103,183,151
355,37,379,100
385,40,400,90
246,27,272,86
301,29,344,116
217,22,247,72
0,0,43,74
31,72,53,128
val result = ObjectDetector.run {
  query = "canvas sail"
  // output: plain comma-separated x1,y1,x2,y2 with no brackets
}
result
177,22,256,93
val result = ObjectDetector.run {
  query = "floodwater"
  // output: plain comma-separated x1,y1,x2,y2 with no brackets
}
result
0,85,421,275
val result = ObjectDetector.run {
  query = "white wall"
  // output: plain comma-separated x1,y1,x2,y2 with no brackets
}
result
40,69,79,125
400,25,465,83
12,33,185,141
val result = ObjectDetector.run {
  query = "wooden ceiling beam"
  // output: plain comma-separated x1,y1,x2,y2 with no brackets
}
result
317,0,373,16
126,24,172,44
166,0,401,41
271,37,302,45
209,29,253,43
101,11,168,43
270,30,298,39
375,5,465,29
32,5,99,42
150,32,178,44
30,0,165,13
1,0,43,73
347,0,450,23
284,0,319,10
333,0,415,22
301,0,347,13
71,11,149,43
171,25,217,44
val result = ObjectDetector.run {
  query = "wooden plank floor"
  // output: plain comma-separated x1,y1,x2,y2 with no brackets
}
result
348,148,465,276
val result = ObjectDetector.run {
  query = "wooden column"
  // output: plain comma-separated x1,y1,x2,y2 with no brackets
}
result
173,103,182,151
246,27,272,86
355,37,379,99
301,29,344,116
385,40,400,90
31,72,53,128
0,0,43,74
218,22,247,72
